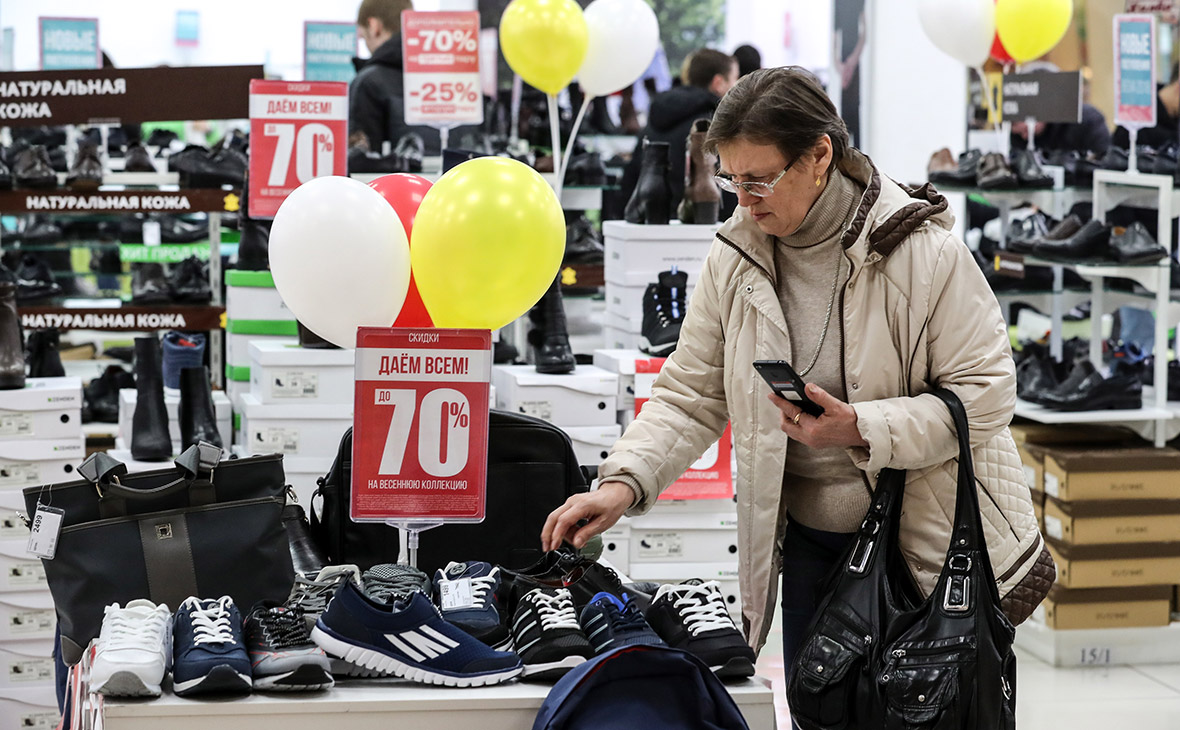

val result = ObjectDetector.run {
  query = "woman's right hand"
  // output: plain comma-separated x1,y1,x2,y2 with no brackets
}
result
541,481,634,552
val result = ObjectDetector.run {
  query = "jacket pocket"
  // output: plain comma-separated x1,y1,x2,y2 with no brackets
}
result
787,614,870,730
881,639,974,730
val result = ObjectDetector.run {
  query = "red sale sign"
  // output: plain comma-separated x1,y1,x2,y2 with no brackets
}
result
634,358,734,501
352,327,491,523
248,79,348,218
401,11,483,126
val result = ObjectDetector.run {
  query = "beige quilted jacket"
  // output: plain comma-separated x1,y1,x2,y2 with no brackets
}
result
600,149,1051,652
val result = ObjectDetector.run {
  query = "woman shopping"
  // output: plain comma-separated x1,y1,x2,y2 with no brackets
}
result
541,66,1050,666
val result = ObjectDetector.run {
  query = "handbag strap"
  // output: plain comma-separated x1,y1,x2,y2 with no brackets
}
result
80,442,222,518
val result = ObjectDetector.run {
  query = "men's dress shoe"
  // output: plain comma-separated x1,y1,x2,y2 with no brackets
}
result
977,152,1018,189
528,275,576,374
929,149,981,186
168,257,212,303
393,133,425,173
84,365,135,423
131,263,172,304
1039,371,1143,411
66,142,104,189
47,146,67,173
1101,147,1129,171
624,139,673,225
0,281,23,390
1024,359,1096,405
1016,352,1059,400
1010,149,1053,188
565,152,607,187
178,366,222,450
12,145,57,189
166,145,209,173
160,215,208,244
146,129,179,148
1031,219,1111,262
1152,144,1180,176
131,337,172,461
927,147,956,178
562,214,604,266
122,143,157,173
20,216,63,246
1063,153,1100,187
174,146,246,187
26,328,64,378
1005,212,1051,254
1110,222,1168,264
14,255,62,301
1027,214,1083,253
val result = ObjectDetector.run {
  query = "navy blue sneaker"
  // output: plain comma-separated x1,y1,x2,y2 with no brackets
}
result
311,580,522,687
172,596,252,696
432,561,511,649
579,592,665,655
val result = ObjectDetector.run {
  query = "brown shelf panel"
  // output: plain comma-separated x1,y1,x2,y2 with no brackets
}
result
19,305,224,331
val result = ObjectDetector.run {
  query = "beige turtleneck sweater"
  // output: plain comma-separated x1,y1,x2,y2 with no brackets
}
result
775,167,869,534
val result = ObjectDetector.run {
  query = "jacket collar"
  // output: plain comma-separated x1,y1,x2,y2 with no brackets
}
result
716,148,953,276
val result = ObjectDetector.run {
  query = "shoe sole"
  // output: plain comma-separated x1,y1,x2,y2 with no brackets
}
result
712,656,756,679
311,625,522,687
520,654,588,681
1049,395,1142,412
637,337,676,358
92,670,162,697
173,664,253,696
251,663,335,691
329,657,393,678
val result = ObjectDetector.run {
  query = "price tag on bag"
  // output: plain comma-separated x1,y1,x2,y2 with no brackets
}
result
351,327,491,523
248,79,348,219
401,11,483,126
26,504,63,560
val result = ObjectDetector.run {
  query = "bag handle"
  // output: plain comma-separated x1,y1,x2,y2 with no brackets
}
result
79,442,222,517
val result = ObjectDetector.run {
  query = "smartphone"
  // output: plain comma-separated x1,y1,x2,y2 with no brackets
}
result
753,359,825,417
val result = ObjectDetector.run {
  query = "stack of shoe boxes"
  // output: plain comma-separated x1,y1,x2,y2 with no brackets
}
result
591,349,741,618
0,378,83,729
602,221,717,350
224,270,298,445
239,341,354,504
1014,423,1180,630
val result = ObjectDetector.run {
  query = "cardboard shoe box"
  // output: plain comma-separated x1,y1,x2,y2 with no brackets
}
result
1017,441,1045,493
0,542,46,594
224,320,297,377
628,511,739,565
602,220,716,281
564,424,622,466
0,438,84,488
240,393,352,460
225,269,294,322
0,592,55,642
1046,537,1180,588
1040,445,1180,501
0,640,54,689
0,377,82,441
0,685,58,730
492,365,618,427
249,340,355,405
1042,585,1172,630
1043,496,1180,545
593,348,648,412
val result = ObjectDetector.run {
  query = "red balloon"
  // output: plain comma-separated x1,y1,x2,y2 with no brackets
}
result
990,32,1014,65
368,174,434,328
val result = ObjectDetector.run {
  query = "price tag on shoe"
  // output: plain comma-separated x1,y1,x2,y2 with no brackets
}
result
401,11,483,127
351,327,491,524
439,577,475,610
247,79,348,219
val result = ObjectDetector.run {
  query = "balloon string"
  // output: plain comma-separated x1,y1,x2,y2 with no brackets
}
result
548,93,564,200
559,95,593,188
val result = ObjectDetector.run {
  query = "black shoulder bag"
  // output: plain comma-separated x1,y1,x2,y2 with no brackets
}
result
786,389,1016,730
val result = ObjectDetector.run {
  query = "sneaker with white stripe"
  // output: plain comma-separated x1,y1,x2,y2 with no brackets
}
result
510,588,594,680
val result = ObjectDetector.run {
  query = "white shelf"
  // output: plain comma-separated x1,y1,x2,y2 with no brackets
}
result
1092,169,1180,214
1014,398,1172,424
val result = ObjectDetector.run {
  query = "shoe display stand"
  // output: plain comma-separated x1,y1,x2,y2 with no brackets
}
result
941,183,1093,249
1013,171,1177,447
0,378,85,729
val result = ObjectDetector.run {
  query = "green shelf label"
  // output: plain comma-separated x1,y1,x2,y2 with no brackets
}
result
119,243,210,263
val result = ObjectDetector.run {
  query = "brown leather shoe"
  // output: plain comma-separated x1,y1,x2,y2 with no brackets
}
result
977,152,1018,189
67,142,103,189
927,147,955,176
123,142,157,173
678,119,721,224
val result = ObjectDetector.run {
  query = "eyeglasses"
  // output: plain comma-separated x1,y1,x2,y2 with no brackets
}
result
714,157,797,198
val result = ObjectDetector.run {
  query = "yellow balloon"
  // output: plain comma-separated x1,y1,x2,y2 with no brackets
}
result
995,0,1072,63
411,158,565,331
500,0,589,95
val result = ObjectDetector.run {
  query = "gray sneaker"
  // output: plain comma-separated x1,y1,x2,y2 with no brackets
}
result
287,565,362,630
361,563,431,604
243,603,334,691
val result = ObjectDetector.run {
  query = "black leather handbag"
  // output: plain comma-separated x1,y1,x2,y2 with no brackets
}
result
22,443,295,665
786,389,1016,730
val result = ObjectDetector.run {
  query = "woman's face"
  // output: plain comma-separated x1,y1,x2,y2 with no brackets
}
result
716,137,832,239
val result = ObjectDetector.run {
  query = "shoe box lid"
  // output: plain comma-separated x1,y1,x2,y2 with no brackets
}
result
0,542,46,594
563,424,622,447
226,319,299,336
492,365,618,427
0,378,82,413
602,220,721,241
239,391,353,421
605,311,643,335
628,510,738,531
626,561,739,582
0,437,84,464
1041,445,1180,501
0,685,57,726
249,340,355,367
117,388,233,422
492,364,617,395
605,267,702,289
592,349,650,377
225,270,277,288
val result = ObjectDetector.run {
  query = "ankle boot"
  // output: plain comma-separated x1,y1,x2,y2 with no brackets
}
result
161,331,205,390
297,321,340,349
131,336,172,461
527,275,576,374
624,139,673,225
26,329,64,378
237,218,270,271
178,366,222,450
0,282,24,390
282,503,329,575
678,120,721,224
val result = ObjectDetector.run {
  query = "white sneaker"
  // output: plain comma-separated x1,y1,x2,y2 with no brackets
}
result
89,599,172,697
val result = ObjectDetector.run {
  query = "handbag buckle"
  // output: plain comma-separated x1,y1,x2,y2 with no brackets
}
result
947,554,972,573
943,574,971,612
847,536,875,574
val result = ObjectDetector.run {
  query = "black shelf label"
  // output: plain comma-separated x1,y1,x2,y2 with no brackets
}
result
20,306,224,331
0,189,240,214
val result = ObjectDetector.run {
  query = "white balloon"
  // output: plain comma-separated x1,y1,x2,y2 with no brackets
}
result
577,0,660,98
269,176,410,349
916,0,995,68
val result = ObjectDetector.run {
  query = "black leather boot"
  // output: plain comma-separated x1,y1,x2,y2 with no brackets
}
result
297,321,340,349
0,282,24,390
26,329,64,378
237,219,270,271
131,336,172,461
282,503,329,575
624,139,673,225
178,366,222,450
527,275,576,374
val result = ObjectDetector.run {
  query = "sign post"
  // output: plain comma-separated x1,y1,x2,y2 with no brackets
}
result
304,22,358,83
352,327,492,567
1114,13,1157,173
247,80,348,219
39,18,99,71
401,10,483,150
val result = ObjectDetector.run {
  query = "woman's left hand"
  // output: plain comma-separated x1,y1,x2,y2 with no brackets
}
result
769,384,869,449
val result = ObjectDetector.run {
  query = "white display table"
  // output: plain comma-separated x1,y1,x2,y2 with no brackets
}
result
101,676,777,729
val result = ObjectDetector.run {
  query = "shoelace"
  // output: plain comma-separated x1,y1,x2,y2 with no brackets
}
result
256,607,311,650
462,568,498,609
611,599,650,633
531,590,580,632
671,584,735,636
102,606,168,651
181,597,236,646
363,565,428,604
287,571,353,615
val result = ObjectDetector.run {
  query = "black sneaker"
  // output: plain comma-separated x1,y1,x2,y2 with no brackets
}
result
242,603,334,691
510,588,594,680
645,580,755,679
432,561,511,649
640,268,688,357
579,591,665,654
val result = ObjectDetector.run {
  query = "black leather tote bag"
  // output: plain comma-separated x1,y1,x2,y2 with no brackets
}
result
786,389,1016,730
22,443,295,665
